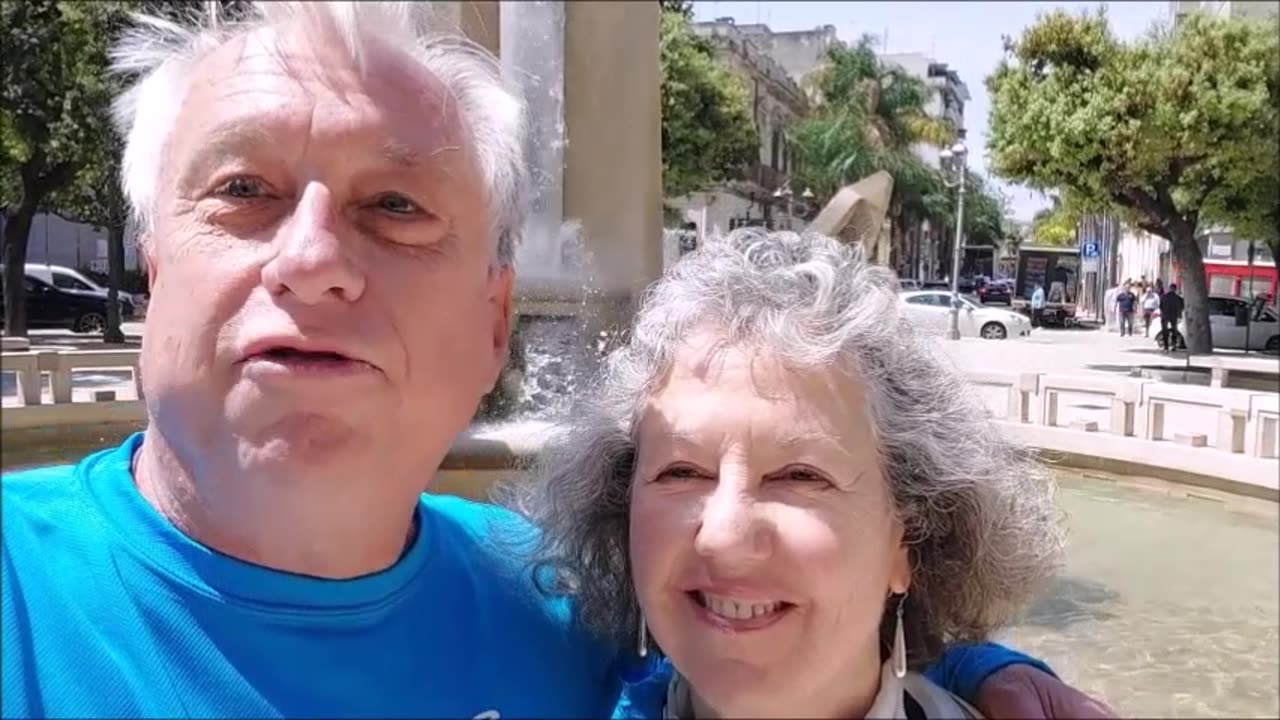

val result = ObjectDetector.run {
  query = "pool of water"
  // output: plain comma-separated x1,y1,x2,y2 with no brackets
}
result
1003,473,1279,718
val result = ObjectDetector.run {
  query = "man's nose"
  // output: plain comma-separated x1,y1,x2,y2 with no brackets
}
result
261,182,366,304
693,478,772,570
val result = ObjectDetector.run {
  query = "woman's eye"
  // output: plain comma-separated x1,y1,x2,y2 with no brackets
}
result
216,177,265,199
656,465,706,482
775,466,832,485
374,193,421,215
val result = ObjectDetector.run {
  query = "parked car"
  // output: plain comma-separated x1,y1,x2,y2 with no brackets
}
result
0,275,134,333
1155,295,1280,353
2,263,146,317
900,290,1032,340
976,278,1013,305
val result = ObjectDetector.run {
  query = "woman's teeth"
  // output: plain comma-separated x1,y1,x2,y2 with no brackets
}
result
698,592,782,620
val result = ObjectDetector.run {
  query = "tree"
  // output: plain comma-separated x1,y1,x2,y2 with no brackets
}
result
1,0,128,336
789,37,973,271
961,172,1009,248
659,10,758,200
48,143,130,343
986,9,1279,352
38,2,139,344
1027,194,1088,247
656,0,693,19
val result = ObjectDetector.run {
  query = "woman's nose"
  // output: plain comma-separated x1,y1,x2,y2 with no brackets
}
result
693,483,771,570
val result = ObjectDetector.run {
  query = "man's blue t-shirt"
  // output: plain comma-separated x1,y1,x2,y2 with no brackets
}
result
1,434,620,718
3,434,1055,718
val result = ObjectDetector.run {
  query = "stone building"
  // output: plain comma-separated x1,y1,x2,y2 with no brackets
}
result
0,212,143,275
665,18,810,248
1172,0,1279,24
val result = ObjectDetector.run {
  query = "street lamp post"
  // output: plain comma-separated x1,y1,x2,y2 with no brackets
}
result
939,140,969,341
773,184,815,230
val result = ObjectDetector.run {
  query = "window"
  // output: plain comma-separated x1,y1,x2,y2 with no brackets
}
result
52,273,93,291
1207,297,1240,317
1240,276,1273,300
1208,274,1236,296
906,293,949,307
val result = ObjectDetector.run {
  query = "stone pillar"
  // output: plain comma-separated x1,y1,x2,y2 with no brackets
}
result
562,0,663,321
487,0,663,324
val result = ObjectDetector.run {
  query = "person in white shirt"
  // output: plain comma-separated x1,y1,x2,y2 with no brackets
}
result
1141,287,1160,337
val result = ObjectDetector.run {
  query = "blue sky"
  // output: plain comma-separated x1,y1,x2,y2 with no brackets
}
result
692,1,1171,221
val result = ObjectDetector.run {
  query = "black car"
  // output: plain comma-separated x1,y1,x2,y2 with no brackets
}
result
976,279,1012,305
0,275,134,333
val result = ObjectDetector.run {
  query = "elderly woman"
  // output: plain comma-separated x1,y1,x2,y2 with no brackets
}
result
513,229,1075,718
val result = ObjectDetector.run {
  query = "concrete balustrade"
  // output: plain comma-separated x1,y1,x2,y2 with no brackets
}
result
1249,393,1280,459
3,348,1278,499
2,348,142,406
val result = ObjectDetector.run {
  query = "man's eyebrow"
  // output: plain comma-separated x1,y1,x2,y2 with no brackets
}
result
381,139,423,168
178,123,276,187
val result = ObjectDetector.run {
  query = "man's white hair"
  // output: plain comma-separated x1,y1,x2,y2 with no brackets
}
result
111,1,528,266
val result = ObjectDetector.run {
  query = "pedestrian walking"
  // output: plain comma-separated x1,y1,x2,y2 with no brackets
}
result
1116,284,1137,337
1030,283,1046,328
1141,286,1160,337
1159,284,1185,351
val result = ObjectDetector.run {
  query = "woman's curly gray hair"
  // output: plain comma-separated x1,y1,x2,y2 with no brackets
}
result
503,228,1063,667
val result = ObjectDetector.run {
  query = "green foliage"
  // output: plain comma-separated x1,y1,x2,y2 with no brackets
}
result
961,172,1009,247
1029,206,1078,247
656,0,694,20
787,36,1008,251
986,8,1279,351
1,0,135,335
0,0,122,207
660,11,759,199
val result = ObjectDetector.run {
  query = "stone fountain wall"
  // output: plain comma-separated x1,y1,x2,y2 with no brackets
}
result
469,0,664,422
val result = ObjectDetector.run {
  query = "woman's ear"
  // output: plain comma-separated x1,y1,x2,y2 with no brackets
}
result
888,542,911,595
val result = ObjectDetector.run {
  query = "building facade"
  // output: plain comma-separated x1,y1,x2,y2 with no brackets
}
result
1172,0,1279,24
0,212,143,275
666,18,811,246
877,52,970,281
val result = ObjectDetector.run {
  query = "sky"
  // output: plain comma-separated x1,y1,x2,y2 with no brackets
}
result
692,1,1171,222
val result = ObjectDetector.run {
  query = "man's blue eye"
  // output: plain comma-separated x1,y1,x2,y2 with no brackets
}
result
378,194,419,214
219,177,263,199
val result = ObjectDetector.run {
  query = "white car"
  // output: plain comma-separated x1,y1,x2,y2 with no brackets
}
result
1158,295,1279,353
901,290,1032,340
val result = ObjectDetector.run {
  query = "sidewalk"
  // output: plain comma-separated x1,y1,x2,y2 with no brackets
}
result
934,327,1226,381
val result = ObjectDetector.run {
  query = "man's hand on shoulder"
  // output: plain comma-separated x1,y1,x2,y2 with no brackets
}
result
975,664,1116,719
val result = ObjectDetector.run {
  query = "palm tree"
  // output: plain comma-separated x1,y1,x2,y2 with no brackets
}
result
791,36,955,269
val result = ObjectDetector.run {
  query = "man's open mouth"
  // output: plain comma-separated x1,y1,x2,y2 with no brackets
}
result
252,347,352,363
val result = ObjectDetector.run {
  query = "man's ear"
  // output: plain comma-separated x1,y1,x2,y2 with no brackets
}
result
141,237,157,290
487,264,515,385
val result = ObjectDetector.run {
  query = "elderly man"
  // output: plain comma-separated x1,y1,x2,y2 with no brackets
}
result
2,2,1110,718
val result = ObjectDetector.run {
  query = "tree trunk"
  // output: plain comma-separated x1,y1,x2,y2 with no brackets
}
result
104,220,126,344
1168,222,1213,354
2,200,39,337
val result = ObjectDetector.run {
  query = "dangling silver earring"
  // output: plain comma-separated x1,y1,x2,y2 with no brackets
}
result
892,592,908,679
637,612,648,658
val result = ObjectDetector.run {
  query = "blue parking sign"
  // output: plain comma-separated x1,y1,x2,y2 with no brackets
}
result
1081,240,1100,258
